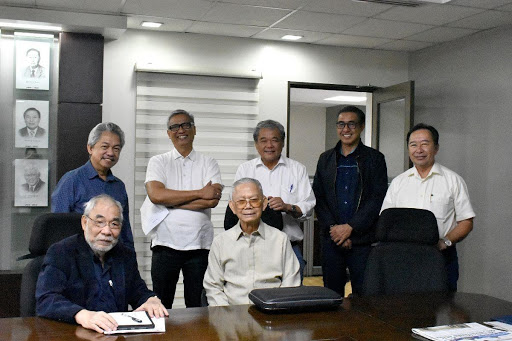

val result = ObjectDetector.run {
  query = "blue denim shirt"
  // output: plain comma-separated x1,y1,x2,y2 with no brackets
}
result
51,160,134,250
92,253,118,312
336,149,358,224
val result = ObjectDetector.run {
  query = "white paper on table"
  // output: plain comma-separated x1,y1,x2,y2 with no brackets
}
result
104,317,166,335
140,196,168,235
486,322,512,332
412,322,512,341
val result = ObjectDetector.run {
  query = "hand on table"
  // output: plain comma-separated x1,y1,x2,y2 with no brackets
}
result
75,309,118,334
135,296,168,318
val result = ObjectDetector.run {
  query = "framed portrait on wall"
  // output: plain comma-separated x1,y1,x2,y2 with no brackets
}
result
15,39,51,90
15,100,49,149
14,159,49,207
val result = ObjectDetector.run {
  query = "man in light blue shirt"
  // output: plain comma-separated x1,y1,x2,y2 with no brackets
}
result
51,122,134,250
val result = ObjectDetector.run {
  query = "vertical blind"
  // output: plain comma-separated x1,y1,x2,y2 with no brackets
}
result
135,71,260,308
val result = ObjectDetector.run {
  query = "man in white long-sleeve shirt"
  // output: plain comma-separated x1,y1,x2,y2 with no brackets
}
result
204,178,300,306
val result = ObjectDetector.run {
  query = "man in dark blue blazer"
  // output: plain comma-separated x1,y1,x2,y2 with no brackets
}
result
36,194,168,333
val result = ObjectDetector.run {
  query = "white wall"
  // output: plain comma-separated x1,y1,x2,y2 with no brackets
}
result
289,105,326,176
410,25,512,301
103,29,409,226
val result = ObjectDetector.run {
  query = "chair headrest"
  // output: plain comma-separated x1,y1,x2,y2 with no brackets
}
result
28,213,83,256
376,208,439,245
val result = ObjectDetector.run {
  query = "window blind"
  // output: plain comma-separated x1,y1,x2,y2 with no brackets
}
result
135,71,260,308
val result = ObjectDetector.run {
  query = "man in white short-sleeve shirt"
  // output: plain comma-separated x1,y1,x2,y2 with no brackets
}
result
145,109,223,308
381,123,475,291
233,120,316,280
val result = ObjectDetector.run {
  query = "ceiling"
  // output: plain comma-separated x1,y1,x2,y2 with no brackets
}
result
291,88,368,107
1,0,512,51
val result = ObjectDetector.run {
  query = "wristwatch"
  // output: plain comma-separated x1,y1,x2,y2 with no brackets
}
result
290,205,297,215
442,237,452,247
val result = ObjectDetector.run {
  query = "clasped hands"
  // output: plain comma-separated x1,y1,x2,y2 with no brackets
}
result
330,224,353,249
267,196,288,212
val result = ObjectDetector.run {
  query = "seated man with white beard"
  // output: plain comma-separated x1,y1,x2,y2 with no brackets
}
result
36,194,167,333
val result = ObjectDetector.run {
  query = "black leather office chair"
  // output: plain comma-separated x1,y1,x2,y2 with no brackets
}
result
224,204,283,231
362,208,448,296
19,213,82,317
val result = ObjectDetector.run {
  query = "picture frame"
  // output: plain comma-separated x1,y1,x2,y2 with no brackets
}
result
14,100,49,149
14,159,49,207
15,39,51,90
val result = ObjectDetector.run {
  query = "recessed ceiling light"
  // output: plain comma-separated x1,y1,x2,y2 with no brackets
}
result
14,32,56,38
324,95,366,102
0,22,61,31
281,35,303,41
141,21,163,28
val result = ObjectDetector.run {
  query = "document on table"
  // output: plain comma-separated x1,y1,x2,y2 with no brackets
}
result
486,321,512,332
103,312,166,335
412,322,512,341
485,316,512,332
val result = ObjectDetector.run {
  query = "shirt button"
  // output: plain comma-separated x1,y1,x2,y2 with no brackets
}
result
345,186,348,190
344,201,348,204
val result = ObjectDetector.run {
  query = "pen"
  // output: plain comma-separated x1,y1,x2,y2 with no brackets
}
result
122,313,143,323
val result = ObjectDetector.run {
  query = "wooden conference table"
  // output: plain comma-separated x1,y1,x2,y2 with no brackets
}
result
2,292,512,340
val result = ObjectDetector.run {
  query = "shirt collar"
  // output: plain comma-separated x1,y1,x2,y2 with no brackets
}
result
233,220,266,241
408,162,442,179
85,160,116,181
172,148,196,161
336,140,361,158
255,155,286,169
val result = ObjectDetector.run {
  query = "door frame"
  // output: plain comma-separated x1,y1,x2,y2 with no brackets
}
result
287,82,377,155
372,81,415,172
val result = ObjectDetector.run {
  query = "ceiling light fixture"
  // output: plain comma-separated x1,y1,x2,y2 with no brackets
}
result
0,22,62,31
14,32,56,39
141,21,163,28
281,35,303,41
324,95,366,102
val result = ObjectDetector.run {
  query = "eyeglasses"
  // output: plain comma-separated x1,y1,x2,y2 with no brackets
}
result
84,215,122,230
168,122,194,132
233,198,263,210
336,121,358,130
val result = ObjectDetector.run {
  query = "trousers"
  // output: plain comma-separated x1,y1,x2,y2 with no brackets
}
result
321,236,371,296
151,246,209,308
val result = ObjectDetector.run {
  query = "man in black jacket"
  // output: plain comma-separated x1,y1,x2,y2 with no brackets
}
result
36,194,167,333
313,106,388,296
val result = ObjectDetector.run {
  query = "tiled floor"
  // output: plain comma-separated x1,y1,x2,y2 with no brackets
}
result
303,276,352,297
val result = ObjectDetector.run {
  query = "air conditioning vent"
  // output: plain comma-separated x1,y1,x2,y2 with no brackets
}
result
352,0,451,6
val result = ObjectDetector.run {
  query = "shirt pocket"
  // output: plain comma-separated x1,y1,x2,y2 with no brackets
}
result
429,194,453,221
281,177,298,202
